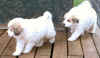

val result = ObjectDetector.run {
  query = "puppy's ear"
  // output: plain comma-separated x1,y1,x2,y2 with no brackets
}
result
13,23,23,36
72,16,79,23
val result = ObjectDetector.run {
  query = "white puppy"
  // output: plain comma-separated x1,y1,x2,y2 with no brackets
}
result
8,11,56,56
63,1,97,41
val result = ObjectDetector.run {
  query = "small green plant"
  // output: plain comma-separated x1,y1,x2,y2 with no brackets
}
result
73,0,84,6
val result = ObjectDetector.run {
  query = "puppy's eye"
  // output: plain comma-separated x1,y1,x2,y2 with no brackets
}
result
67,19,71,22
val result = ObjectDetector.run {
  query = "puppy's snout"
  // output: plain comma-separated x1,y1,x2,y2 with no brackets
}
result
62,23,65,26
14,31,20,36
13,27,22,36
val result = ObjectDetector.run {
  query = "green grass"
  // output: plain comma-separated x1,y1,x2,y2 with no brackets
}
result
73,0,84,6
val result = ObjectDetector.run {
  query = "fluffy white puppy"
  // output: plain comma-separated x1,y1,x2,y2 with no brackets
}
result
8,11,56,56
63,1,97,41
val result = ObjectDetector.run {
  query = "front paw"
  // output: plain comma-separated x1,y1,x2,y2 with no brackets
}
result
23,50,30,54
12,51,21,56
68,37,77,41
49,38,55,44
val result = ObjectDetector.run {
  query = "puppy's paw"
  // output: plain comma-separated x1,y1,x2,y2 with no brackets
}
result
12,51,21,56
88,30,95,34
68,37,77,41
23,50,30,54
49,38,55,44
36,43,43,47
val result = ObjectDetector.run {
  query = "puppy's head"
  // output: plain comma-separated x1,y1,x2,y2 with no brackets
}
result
63,13,79,27
8,18,24,37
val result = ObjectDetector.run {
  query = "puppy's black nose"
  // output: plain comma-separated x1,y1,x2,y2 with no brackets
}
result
61,22,65,27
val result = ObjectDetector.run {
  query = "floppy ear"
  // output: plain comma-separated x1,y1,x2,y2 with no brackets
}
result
13,23,23,36
71,16,79,23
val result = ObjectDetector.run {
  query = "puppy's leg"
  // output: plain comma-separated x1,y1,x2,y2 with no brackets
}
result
23,41,35,54
13,40,25,56
68,27,84,41
91,22,97,33
49,37,55,44
36,40,44,47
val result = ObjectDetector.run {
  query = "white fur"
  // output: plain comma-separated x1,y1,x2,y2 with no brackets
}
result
63,1,97,41
8,11,56,56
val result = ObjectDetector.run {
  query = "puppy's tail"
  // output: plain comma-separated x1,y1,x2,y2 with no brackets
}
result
43,11,52,20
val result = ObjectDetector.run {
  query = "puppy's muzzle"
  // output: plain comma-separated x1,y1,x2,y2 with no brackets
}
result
14,32,20,35
14,30,21,36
